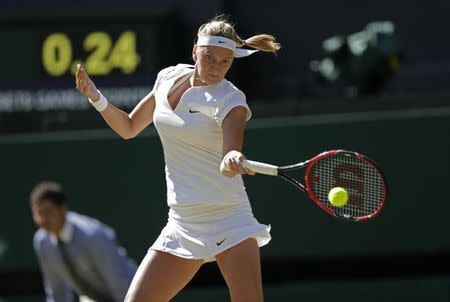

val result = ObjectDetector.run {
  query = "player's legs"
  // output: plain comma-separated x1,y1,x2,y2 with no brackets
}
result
124,250,204,302
215,238,264,302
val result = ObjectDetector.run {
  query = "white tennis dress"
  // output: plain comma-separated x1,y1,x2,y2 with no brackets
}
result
150,64,271,262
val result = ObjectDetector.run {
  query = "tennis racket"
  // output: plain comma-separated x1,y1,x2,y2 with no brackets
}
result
243,150,387,221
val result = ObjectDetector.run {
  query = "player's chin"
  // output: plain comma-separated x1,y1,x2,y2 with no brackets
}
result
205,74,222,84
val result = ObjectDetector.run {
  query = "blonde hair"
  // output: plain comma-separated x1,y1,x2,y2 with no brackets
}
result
197,15,281,54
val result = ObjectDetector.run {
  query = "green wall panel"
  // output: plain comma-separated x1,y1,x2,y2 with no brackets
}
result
1,106,449,270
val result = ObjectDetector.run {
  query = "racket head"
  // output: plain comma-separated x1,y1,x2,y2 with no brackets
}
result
304,150,387,222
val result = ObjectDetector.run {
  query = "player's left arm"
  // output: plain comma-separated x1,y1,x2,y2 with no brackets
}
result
221,106,255,177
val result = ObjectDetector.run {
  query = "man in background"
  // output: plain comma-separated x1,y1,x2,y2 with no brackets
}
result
30,181,137,302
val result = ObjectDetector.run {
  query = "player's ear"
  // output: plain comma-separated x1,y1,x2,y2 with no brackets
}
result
192,45,198,62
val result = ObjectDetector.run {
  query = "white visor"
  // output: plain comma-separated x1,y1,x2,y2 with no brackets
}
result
196,35,258,58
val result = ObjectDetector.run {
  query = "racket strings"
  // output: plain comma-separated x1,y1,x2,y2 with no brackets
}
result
309,153,385,219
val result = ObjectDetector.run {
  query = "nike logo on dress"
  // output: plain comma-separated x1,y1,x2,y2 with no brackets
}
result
216,237,228,246
218,40,227,44
189,109,200,113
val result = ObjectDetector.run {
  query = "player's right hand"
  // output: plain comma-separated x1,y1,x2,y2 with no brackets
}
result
220,150,255,177
75,64,100,101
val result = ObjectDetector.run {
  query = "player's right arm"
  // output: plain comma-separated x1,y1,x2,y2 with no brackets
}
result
75,64,155,140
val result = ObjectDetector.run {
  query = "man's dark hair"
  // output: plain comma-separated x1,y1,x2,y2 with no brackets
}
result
30,181,67,206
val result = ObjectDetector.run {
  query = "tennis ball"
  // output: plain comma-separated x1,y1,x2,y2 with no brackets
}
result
328,187,348,207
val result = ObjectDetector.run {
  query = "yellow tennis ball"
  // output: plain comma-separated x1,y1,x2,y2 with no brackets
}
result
328,187,348,207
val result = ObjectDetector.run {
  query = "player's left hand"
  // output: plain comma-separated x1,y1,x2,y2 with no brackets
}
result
75,64,100,101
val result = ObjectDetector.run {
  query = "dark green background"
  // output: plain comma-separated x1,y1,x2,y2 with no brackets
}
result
1,106,450,301
2,278,450,302
2,106,449,269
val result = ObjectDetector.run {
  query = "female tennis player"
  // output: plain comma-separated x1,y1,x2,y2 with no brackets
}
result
75,15,280,302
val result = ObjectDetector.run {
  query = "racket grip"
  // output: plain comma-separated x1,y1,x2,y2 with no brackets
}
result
242,159,278,176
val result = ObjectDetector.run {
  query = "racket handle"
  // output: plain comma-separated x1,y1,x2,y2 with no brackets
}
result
242,159,278,176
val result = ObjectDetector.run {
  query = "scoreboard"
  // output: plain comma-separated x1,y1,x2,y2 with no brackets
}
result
0,13,188,133
41,30,141,78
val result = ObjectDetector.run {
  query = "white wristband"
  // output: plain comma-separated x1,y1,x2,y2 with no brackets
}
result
88,90,108,112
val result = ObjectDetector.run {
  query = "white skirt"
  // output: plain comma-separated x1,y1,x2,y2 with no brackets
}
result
150,202,271,262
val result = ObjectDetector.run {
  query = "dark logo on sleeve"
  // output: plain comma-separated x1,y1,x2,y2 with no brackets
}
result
189,109,200,113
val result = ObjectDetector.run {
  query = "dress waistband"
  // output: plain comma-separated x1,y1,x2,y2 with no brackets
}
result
168,201,252,224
